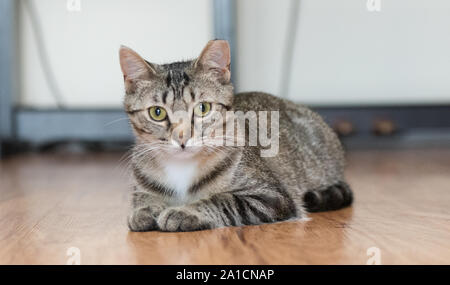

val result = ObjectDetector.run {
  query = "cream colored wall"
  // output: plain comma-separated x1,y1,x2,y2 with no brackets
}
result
236,0,450,105
18,0,212,108
18,0,450,108
235,0,291,97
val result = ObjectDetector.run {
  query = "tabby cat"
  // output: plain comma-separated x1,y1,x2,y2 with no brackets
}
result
119,40,353,232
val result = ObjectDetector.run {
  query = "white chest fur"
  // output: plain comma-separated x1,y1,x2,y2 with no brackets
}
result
162,159,198,201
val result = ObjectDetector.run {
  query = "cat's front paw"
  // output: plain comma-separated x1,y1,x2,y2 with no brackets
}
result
157,208,212,232
128,208,158,232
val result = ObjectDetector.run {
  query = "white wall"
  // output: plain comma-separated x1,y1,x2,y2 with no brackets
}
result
235,0,291,97
19,0,450,108
18,0,212,108
236,0,450,105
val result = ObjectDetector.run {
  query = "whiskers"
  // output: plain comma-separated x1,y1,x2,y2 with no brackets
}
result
188,135,241,155
189,135,241,147
115,141,167,179
104,117,129,127
115,135,241,180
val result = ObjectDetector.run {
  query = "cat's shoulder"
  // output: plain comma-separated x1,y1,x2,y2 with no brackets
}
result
233,92,282,110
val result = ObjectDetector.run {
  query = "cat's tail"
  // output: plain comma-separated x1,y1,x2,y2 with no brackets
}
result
303,181,353,212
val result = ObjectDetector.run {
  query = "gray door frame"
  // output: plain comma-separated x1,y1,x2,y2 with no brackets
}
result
0,0,15,154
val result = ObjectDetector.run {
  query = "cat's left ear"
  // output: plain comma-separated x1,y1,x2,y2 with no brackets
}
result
195,40,231,83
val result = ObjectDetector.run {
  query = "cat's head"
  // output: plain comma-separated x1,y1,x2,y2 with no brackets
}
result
119,40,234,160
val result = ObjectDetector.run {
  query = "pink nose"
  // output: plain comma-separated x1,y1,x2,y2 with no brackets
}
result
173,129,189,148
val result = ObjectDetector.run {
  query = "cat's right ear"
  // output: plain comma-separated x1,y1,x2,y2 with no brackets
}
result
119,46,156,94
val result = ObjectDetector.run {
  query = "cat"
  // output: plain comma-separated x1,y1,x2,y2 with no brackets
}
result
119,40,353,232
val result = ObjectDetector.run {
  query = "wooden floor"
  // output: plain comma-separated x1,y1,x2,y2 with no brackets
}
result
0,148,449,265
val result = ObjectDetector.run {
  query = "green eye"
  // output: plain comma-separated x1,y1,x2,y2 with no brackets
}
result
149,106,167,121
194,102,211,117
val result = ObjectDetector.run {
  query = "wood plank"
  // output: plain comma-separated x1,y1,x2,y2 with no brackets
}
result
0,149,449,264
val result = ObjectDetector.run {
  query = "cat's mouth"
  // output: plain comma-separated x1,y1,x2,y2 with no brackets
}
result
165,145,203,159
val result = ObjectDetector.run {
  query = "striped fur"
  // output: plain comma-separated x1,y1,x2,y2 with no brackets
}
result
121,40,353,232
304,181,353,212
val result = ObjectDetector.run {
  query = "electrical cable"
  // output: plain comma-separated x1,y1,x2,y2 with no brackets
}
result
22,0,66,109
279,0,300,98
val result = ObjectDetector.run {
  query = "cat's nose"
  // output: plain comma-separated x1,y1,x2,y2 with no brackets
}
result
172,130,190,149
171,137,188,149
